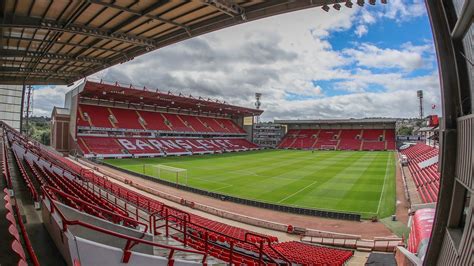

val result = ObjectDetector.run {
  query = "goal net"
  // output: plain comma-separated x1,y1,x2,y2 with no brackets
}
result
143,164,188,186
320,145,337,151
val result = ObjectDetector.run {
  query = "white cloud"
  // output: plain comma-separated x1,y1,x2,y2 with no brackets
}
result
382,0,426,21
355,25,368,37
36,4,439,122
343,43,432,71
32,85,70,116
271,87,441,120
352,0,426,37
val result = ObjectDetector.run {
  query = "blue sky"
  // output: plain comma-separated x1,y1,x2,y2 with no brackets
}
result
34,0,440,120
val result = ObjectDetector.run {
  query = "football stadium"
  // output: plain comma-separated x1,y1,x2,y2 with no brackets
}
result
0,1,473,266
106,150,396,218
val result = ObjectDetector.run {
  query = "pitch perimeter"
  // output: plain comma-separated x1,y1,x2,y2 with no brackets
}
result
105,150,396,219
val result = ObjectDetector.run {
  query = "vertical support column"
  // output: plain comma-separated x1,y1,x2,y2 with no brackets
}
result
19,84,26,134
423,0,467,264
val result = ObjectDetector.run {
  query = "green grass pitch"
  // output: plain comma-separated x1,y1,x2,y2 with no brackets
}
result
105,150,396,219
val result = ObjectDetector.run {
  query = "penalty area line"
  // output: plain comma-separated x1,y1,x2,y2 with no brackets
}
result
277,180,318,203
212,184,233,192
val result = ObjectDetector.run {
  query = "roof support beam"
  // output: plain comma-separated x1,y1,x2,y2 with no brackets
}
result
5,35,123,54
0,49,109,65
1,14,158,47
202,0,245,19
0,66,80,76
0,77,70,85
451,0,474,40
0,58,81,67
86,0,191,35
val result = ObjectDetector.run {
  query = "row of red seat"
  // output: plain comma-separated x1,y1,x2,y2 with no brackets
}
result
2,187,39,266
16,145,140,227
278,129,396,151
74,144,353,265
4,132,136,227
78,104,245,134
2,188,28,266
78,136,258,157
4,124,354,265
12,150,39,202
83,162,353,265
400,143,440,203
273,241,354,265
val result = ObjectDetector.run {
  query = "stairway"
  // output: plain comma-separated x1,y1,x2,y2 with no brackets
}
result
107,108,118,128
136,110,148,130
82,179,224,264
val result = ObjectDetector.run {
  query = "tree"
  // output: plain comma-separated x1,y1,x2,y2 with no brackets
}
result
40,131,51,146
398,126,413,136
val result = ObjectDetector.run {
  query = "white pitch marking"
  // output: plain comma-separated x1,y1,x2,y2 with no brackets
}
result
277,180,318,203
212,184,234,192
376,154,392,215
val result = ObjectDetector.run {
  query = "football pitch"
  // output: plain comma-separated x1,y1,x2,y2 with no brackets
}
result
105,150,396,219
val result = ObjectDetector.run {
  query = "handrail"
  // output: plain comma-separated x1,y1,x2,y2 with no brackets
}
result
42,186,208,264
47,168,129,217
150,204,191,222
13,202,40,266
83,178,151,226
82,171,163,216
244,232,291,265
2,135,13,189
153,212,283,265
4,124,281,264
44,186,148,233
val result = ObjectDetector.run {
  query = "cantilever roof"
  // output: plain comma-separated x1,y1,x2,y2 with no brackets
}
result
0,0,356,85
79,80,263,117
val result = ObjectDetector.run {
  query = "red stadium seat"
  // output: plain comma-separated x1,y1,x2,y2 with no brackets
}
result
400,143,440,203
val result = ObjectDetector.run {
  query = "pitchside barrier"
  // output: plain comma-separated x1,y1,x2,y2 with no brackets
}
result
101,161,361,221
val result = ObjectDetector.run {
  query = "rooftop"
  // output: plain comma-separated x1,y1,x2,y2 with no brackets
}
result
77,80,263,117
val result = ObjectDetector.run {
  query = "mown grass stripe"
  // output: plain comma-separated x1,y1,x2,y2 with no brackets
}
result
105,150,395,218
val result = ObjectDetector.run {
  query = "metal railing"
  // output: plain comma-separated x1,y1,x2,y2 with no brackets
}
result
151,212,291,265
42,186,208,264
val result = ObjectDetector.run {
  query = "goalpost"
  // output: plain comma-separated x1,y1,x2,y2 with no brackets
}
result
320,145,337,151
143,164,188,186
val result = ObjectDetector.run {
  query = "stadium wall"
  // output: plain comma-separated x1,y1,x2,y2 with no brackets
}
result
0,84,23,131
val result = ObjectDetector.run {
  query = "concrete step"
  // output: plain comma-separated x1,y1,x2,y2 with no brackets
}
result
356,247,373,252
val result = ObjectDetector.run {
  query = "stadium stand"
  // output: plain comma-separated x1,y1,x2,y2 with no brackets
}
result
400,143,440,203
338,129,362,150
78,136,258,158
279,128,396,151
78,104,245,135
1,122,355,265
62,81,261,159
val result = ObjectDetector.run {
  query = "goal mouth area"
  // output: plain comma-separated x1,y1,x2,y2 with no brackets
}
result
319,145,337,150
143,164,188,186
145,164,187,173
